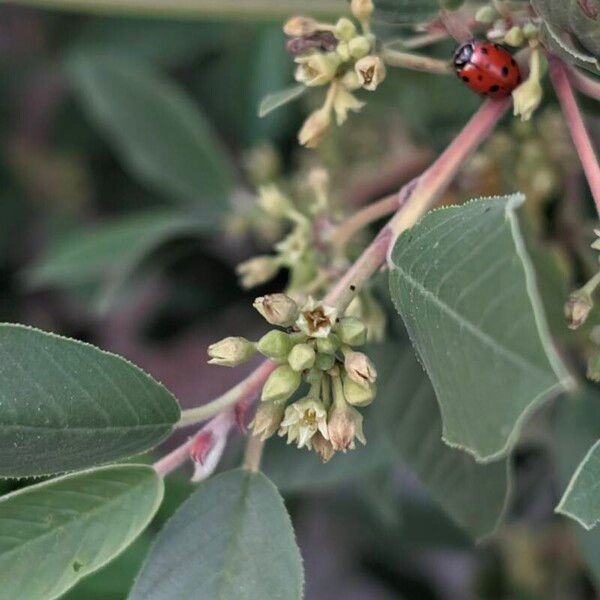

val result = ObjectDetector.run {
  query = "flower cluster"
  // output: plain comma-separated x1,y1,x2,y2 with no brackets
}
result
208,293,378,461
475,1,545,122
283,0,386,148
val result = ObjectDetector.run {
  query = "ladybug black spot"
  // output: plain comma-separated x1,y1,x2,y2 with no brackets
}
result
502,66,509,76
481,47,488,54
462,76,470,82
478,75,483,81
489,84,500,93
511,58,517,66
517,75,522,84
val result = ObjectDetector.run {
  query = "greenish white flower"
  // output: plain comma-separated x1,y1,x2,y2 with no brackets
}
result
236,255,279,288
296,297,338,338
355,55,386,91
207,336,255,367
279,396,329,448
295,52,341,87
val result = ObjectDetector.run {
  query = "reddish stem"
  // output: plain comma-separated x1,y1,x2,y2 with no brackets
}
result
566,65,600,102
549,57,600,216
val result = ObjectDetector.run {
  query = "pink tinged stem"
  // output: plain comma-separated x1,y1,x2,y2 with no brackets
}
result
550,58,600,217
153,411,234,479
567,66,600,102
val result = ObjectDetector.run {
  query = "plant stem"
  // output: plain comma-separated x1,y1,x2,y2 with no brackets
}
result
243,435,265,472
566,66,600,102
439,9,473,44
549,57,600,217
177,360,277,429
8,0,346,19
330,193,399,251
400,31,450,50
382,47,453,75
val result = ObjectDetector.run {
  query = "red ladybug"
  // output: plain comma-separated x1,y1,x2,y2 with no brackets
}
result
453,40,521,98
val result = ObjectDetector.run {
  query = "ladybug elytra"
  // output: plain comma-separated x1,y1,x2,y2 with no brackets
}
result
453,40,521,98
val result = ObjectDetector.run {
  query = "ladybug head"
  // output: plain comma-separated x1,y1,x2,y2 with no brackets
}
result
453,40,474,71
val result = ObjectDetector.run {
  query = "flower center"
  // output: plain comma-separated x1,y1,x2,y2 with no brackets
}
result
303,307,330,333
302,408,318,427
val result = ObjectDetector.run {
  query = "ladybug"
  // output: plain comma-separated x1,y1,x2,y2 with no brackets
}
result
453,40,521,98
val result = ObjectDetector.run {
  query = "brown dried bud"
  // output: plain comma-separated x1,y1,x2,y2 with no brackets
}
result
253,293,299,327
355,55,386,91
565,289,593,330
312,431,335,463
344,351,377,387
250,401,286,441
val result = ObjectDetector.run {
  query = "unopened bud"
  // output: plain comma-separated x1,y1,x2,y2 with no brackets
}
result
565,289,593,330
351,0,374,21
344,351,377,387
355,55,386,91
250,401,286,441
587,351,600,382
341,70,361,90
298,107,331,148
342,372,376,407
208,336,255,367
312,431,335,462
336,316,367,346
349,35,371,59
288,342,316,371
314,352,336,371
261,365,302,403
316,335,337,354
257,185,293,218
522,23,539,39
475,5,497,24
336,41,351,62
328,403,366,451
253,293,299,326
236,255,279,288
189,431,214,464
256,330,295,362
504,26,524,47
334,17,357,41
512,49,543,122
283,16,321,37
295,52,341,87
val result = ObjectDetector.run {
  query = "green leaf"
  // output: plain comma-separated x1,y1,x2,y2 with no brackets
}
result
389,195,572,462
27,210,208,290
129,469,303,600
371,340,511,539
558,438,600,529
66,54,235,210
0,324,180,478
0,464,163,600
259,85,306,118
532,0,600,74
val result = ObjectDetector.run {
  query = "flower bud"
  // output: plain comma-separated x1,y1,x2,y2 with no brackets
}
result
295,52,341,87
250,401,286,441
335,17,357,41
253,294,299,327
336,41,351,62
298,107,331,148
351,0,374,21
314,352,336,371
189,431,214,464
522,23,539,40
565,289,593,330
256,330,295,362
208,336,256,367
349,35,371,59
341,70,361,90
336,316,367,346
512,49,543,122
588,351,600,382
257,185,293,218
333,86,365,125
504,26,524,47
236,255,279,288
261,365,302,403
355,55,386,91
312,431,335,462
342,372,376,407
590,325,600,346
328,403,366,451
475,5,497,24
297,297,338,338
288,342,316,371
316,335,337,354
344,351,377,387
283,16,321,37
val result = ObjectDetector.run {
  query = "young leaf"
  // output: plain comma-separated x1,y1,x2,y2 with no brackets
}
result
389,195,572,462
65,53,235,210
0,324,180,477
0,464,163,600
371,339,511,540
259,85,306,118
129,469,304,600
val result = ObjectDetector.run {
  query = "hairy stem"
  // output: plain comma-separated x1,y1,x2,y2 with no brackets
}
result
567,67,600,102
549,58,600,216
177,360,277,428
382,47,453,75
